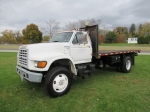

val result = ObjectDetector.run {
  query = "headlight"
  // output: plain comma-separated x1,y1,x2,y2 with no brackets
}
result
34,61,47,68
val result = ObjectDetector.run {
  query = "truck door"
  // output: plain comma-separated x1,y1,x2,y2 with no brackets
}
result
70,32,92,64
80,25,99,58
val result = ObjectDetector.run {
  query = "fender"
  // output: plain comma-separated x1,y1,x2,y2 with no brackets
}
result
29,53,77,75
48,54,77,75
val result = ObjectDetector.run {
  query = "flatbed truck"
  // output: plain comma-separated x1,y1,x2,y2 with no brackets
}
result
16,25,140,97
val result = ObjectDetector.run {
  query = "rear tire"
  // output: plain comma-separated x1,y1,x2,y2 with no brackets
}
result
121,56,132,73
44,67,72,97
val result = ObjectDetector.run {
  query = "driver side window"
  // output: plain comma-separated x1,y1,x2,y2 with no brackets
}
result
72,36,78,44
72,32,87,44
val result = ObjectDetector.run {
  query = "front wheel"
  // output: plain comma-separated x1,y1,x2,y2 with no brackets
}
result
44,67,72,97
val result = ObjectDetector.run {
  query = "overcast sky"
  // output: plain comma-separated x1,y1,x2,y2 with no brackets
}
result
0,0,150,34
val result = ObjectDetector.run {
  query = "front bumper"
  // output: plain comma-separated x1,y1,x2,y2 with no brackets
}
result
16,66,43,83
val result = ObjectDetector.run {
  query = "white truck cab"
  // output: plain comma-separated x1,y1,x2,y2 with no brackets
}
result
16,29,95,97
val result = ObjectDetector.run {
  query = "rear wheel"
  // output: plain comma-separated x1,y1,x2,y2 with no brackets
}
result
44,67,72,97
121,56,132,73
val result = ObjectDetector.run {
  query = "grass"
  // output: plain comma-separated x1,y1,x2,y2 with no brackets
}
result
0,52,150,112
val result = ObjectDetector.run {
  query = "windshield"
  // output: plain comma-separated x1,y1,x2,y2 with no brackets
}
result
50,32,73,42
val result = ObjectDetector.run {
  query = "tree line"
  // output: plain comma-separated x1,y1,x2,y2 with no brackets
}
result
0,23,42,44
0,18,150,44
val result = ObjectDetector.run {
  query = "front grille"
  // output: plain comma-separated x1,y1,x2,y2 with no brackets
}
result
18,49,28,67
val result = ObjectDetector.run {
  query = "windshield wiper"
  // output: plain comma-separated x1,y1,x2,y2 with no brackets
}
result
51,41,59,42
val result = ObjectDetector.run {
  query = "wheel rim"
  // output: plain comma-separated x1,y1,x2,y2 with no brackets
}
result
53,74,68,92
126,60,131,70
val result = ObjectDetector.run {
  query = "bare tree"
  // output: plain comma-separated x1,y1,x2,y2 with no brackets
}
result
99,28,109,36
64,18,101,30
87,18,101,26
42,19,60,39
64,21,77,30
14,30,22,43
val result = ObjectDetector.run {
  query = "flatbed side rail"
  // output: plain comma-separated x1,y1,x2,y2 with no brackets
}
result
99,50,141,56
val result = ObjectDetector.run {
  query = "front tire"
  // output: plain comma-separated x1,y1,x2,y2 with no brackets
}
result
44,67,72,97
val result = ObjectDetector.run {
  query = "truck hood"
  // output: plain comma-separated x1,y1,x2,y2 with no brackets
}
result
20,43,70,60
